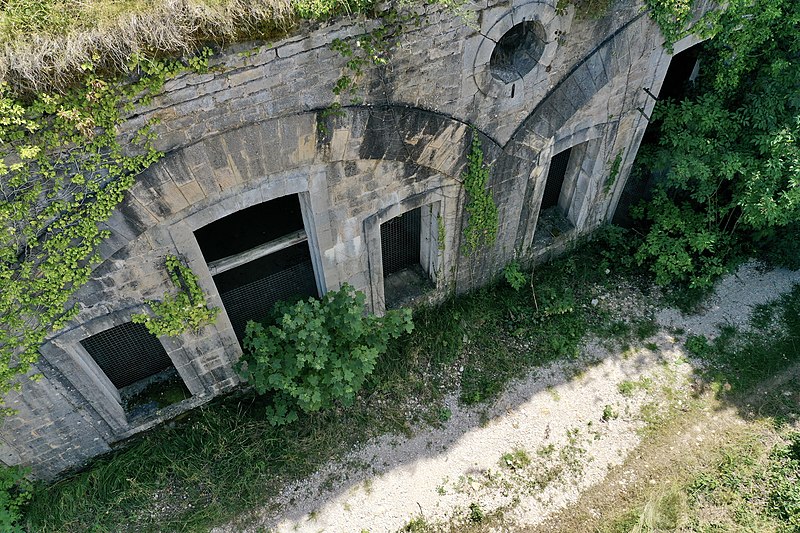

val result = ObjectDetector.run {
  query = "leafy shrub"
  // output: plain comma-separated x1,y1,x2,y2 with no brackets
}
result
539,286,575,317
0,466,31,532
684,334,711,358
237,284,413,425
592,224,638,276
632,0,800,289
503,261,527,291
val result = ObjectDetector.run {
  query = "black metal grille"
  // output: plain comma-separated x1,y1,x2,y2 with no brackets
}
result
542,147,572,210
381,208,421,277
216,242,318,343
81,322,174,390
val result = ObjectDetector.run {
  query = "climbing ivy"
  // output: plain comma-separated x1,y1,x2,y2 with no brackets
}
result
132,255,219,337
604,149,623,193
462,130,498,255
0,50,211,413
328,0,473,103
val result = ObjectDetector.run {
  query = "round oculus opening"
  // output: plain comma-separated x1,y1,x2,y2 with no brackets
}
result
489,20,547,84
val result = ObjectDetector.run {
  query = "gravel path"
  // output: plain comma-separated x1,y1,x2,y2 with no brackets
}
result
218,261,800,533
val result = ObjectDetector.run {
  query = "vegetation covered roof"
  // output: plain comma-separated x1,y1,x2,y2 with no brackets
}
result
0,0,376,91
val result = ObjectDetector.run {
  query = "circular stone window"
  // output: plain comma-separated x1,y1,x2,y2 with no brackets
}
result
490,21,547,84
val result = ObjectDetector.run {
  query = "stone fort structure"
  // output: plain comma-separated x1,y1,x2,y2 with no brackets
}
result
1,0,708,479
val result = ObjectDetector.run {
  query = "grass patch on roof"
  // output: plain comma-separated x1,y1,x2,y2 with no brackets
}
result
0,0,380,90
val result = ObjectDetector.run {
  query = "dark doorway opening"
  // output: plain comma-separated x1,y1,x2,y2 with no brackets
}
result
614,43,704,226
381,207,433,309
541,147,573,212
81,322,190,419
195,195,319,344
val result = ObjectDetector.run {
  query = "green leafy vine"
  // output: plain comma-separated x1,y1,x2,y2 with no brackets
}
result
0,50,211,413
132,255,219,337
462,130,498,255
604,149,623,193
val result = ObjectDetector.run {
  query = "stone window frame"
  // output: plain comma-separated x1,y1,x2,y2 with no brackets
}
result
364,185,457,315
170,167,332,354
39,306,206,436
524,124,610,251
469,2,570,98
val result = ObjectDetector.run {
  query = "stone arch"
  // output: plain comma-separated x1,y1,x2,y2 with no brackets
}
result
497,11,656,254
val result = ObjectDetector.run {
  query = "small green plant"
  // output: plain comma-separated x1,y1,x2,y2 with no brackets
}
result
437,407,452,422
237,284,413,425
539,286,576,317
618,381,637,396
132,255,219,337
0,466,31,532
684,334,711,358
500,448,532,470
468,502,485,523
602,404,619,422
503,261,527,291
401,515,431,532
462,129,498,255
537,444,556,457
604,150,624,193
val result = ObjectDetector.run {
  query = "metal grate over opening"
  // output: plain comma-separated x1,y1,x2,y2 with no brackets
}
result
381,208,421,277
81,322,174,390
542,147,572,210
215,242,318,343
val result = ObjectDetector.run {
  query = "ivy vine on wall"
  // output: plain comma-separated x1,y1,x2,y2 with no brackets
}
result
132,255,219,337
462,129,499,255
0,50,211,414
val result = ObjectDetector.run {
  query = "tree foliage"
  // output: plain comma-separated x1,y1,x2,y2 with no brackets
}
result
236,284,413,426
0,465,30,532
633,0,800,287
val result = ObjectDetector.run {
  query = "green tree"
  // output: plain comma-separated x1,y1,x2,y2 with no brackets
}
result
634,0,800,287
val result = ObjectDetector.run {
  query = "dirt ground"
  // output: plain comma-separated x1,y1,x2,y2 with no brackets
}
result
214,261,800,533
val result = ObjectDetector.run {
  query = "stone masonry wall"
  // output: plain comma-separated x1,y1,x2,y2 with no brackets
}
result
1,0,711,479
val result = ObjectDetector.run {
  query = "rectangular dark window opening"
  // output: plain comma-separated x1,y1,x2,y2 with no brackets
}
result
381,207,433,309
216,242,317,341
541,147,572,211
81,322,190,418
381,207,421,277
194,195,304,263
195,194,319,346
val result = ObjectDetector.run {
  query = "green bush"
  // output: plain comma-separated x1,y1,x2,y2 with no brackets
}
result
0,466,31,532
237,284,413,425
503,261,528,291
632,0,800,289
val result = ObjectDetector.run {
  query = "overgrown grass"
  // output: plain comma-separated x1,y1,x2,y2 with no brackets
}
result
687,284,800,396
0,0,385,91
24,233,650,531
605,391,800,533
603,280,800,533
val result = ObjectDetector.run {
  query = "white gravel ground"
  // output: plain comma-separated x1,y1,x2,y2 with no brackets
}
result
217,261,800,533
